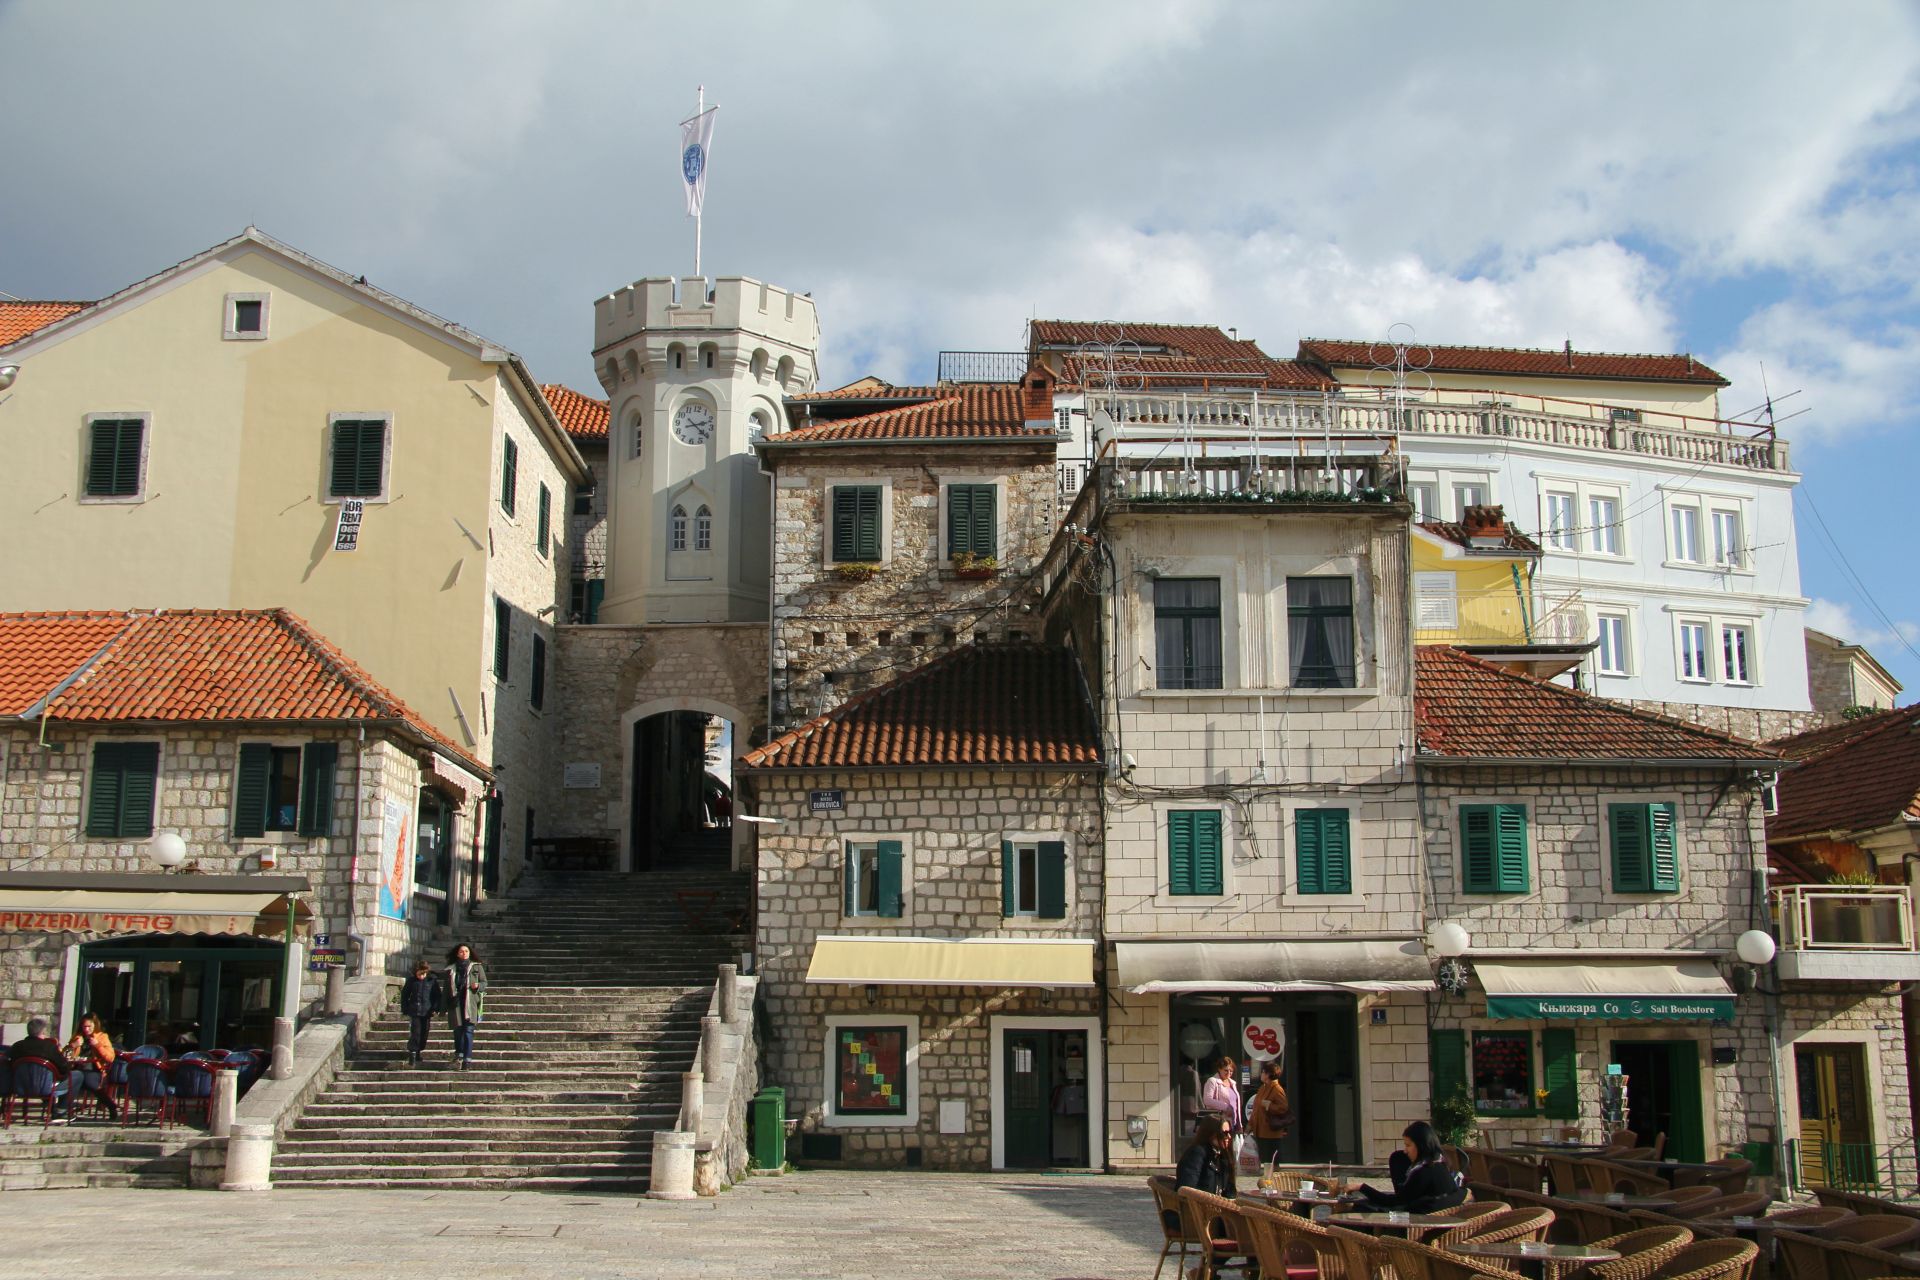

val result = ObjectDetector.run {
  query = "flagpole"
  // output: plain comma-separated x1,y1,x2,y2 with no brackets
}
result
694,84,704,278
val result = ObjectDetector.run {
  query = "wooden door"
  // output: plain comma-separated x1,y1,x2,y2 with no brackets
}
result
1797,1043,1873,1187
1004,1032,1052,1169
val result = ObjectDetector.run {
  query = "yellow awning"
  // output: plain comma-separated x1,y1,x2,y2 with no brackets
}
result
805,936,1096,988
0,890,311,938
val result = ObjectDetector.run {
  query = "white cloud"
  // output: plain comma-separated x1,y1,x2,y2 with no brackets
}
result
1712,303,1920,443
1805,597,1920,654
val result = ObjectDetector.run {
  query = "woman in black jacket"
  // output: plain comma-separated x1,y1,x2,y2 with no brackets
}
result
1359,1121,1466,1212
400,958,442,1066
1175,1114,1237,1199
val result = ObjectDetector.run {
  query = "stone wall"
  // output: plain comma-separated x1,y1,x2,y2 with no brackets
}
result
1780,988,1917,1188
1623,699,1831,745
752,769,1103,1168
767,442,1057,730
568,437,609,613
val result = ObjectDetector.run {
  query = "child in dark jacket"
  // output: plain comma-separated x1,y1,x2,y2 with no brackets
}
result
400,960,443,1066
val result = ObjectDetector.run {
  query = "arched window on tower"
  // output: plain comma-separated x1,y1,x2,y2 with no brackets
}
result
669,505,688,552
748,409,771,442
694,505,713,551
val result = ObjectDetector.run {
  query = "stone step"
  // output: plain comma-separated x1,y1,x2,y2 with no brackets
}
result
280,1133,655,1153
275,1145,652,1166
272,1160,650,1180
285,1114,665,1135
298,1102,680,1120
1,1171,189,1191
264,1172,650,1191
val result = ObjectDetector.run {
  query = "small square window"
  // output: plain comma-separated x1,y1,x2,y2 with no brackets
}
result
223,293,270,340
232,300,263,333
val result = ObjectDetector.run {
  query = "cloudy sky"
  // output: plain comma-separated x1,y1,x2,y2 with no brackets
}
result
5,1,1918,693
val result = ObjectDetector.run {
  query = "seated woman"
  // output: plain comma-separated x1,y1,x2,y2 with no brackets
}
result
1175,1113,1237,1199
1358,1121,1466,1213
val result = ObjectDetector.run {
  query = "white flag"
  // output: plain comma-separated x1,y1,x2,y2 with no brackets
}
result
680,106,717,217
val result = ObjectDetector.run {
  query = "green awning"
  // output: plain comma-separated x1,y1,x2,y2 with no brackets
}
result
1478,959,1735,1022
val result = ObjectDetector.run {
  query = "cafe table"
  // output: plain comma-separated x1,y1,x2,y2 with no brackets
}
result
1558,1190,1678,1209
1511,1139,1613,1152
1448,1241,1620,1280
1325,1211,1465,1239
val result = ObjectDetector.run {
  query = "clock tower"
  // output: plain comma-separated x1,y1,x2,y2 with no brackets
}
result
592,275,818,624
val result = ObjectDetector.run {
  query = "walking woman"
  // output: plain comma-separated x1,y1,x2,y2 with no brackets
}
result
1199,1055,1242,1133
443,943,486,1070
400,959,442,1066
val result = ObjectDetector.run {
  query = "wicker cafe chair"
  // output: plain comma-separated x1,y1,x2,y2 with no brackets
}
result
1772,1233,1920,1280
1239,1199,1337,1280
1429,1204,1512,1246
1371,1233,1509,1280
1453,1207,1558,1250
1808,1192,1920,1223
1479,1151,1548,1193
1608,1131,1640,1150
1605,1168,1679,1197
1578,1228,1697,1280
1150,1175,1197,1280
1673,1160,1753,1197
1546,1155,1602,1195
1629,1212,1731,1243
1763,1209,1855,1232
1177,1186,1258,1280
1666,1196,1772,1223
1561,1201,1641,1243
1661,1189,1725,1210
1823,1220,1920,1251
1644,1240,1760,1280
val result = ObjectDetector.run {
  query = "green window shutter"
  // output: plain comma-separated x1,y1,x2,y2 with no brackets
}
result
1430,1029,1467,1113
947,484,996,557
875,839,904,917
501,435,518,515
530,634,547,710
1648,802,1680,891
854,487,880,560
973,487,996,557
1494,804,1530,893
1168,812,1196,896
536,483,551,557
831,488,857,561
86,420,143,497
493,598,511,679
233,743,272,839
844,844,857,915
1001,839,1016,916
1460,806,1496,893
1609,804,1652,892
296,742,338,837
1296,811,1323,893
115,743,159,839
329,421,385,498
585,579,604,623
114,421,144,495
1297,810,1350,894
86,745,126,837
1194,811,1223,895
1037,841,1067,919
1541,1028,1578,1119
356,422,384,495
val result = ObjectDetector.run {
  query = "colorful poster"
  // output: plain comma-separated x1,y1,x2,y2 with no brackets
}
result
377,799,412,921
835,1026,907,1116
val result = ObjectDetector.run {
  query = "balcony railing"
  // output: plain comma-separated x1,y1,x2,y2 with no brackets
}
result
1414,588,1588,647
1088,389,1792,474
1771,884,1920,982
1105,449,1404,504
937,350,1028,383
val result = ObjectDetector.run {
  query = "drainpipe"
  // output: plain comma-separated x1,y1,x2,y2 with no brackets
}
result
344,726,369,978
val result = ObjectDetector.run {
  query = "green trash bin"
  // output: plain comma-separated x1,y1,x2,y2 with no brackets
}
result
750,1086,786,1170
1736,1140,1774,1176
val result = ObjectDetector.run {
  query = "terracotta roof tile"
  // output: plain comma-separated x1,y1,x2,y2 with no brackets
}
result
1029,321,1334,391
741,644,1102,771
770,384,1049,444
1414,646,1778,762
1030,320,1267,362
789,382,939,404
539,384,608,441
0,301,88,348
1417,519,1542,554
1767,706,1920,839
0,609,482,773
1298,338,1728,386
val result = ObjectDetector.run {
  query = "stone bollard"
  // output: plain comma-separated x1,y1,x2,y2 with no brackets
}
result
210,1068,238,1137
680,1070,704,1137
647,1130,697,1200
220,1123,275,1191
270,1017,295,1081
700,1015,723,1080
324,965,345,1014
717,963,738,1024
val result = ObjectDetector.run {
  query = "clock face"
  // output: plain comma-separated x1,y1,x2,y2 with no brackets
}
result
673,402,716,445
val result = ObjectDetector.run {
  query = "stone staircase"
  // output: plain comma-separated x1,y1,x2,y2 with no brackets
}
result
0,1126,203,1190
272,866,749,1190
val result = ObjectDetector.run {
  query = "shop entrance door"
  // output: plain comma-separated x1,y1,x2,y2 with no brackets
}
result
77,937,285,1052
1796,1042,1874,1188
1003,1029,1091,1169
1610,1039,1705,1162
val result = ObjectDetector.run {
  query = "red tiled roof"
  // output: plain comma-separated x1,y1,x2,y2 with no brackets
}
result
1417,519,1542,555
1414,646,1778,763
1055,352,1333,391
1767,706,1920,839
769,384,1049,445
539,384,608,441
0,301,88,348
1298,338,1728,386
789,382,939,404
0,609,483,773
1031,320,1265,362
1030,320,1336,391
741,644,1103,771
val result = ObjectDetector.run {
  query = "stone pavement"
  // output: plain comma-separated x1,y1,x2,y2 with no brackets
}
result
7,1170,1164,1278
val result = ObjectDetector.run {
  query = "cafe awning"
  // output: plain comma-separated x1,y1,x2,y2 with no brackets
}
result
1475,959,1735,1021
0,889,312,938
805,936,1096,988
1115,939,1431,994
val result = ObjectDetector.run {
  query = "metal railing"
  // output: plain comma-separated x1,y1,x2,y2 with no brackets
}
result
1789,1136,1920,1194
1106,450,1404,502
1414,588,1587,646
1772,884,1915,952
937,350,1028,383
1090,389,1792,473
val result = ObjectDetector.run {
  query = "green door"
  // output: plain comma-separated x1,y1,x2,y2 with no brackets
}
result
1612,1038,1706,1163
1664,1040,1704,1163
1005,1032,1052,1169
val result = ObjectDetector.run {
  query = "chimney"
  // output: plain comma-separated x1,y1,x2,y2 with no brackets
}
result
1462,504,1509,549
1564,339,1574,367
1023,367,1056,430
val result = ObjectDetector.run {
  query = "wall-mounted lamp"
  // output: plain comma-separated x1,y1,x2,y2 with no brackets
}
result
150,831,188,871
1428,920,1471,996
1125,1114,1149,1151
864,983,879,1007
0,365,18,391
1730,928,1776,995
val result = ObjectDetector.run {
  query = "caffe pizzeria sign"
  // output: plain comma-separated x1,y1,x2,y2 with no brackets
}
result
1486,994,1735,1022
0,909,259,936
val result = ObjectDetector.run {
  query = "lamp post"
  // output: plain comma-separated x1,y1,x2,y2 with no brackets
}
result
1429,921,1472,996
149,832,187,871
0,366,18,391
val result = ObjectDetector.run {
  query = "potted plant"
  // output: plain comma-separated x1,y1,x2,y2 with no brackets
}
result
951,552,998,579
1433,1083,1478,1149
831,561,881,584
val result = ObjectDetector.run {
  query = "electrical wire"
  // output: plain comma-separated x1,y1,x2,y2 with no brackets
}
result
1794,483,1920,666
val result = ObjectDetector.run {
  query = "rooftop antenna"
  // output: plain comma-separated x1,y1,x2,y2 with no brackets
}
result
1074,322,1149,469
1364,323,1433,467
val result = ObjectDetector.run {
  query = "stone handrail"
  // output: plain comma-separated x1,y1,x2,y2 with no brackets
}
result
648,963,760,1199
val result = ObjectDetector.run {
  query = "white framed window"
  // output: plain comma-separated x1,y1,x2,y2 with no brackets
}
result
844,837,905,918
1408,481,1438,522
1544,491,1577,551
1669,503,1702,564
1000,837,1070,920
694,505,712,551
1414,571,1458,630
1595,613,1631,676
1452,481,1488,516
1678,620,1711,682
1711,508,1745,569
821,1013,920,1128
1588,494,1622,555
223,292,269,341
1721,623,1754,685
630,414,645,460
669,505,688,552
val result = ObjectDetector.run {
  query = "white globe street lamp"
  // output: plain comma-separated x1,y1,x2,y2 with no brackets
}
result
1735,929,1777,967
149,832,187,870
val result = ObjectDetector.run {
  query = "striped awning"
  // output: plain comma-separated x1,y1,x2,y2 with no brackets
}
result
0,889,311,937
